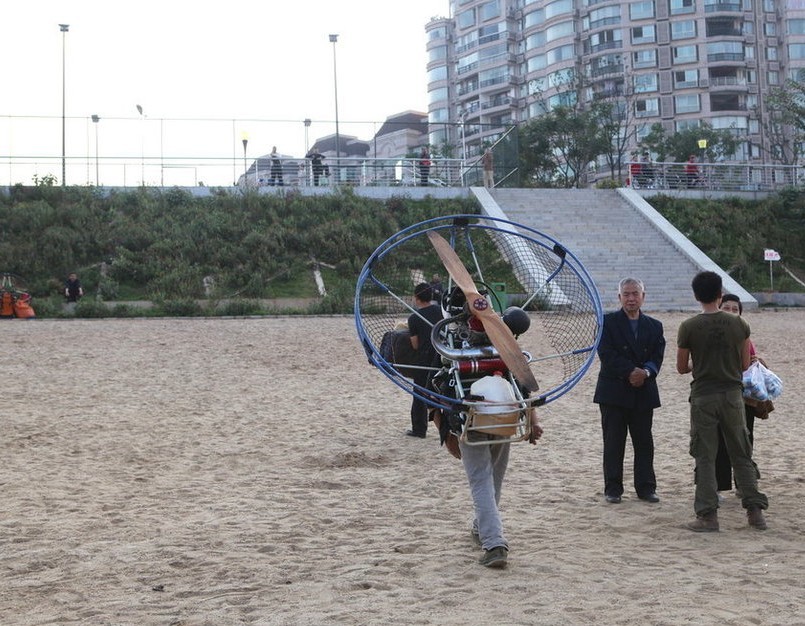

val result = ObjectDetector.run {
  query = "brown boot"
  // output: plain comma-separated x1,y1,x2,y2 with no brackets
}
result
747,507,767,530
686,511,719,532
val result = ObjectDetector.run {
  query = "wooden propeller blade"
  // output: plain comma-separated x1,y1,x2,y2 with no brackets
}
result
427,230,539,392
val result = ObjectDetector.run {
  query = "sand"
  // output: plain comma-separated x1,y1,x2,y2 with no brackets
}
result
1,310,803,625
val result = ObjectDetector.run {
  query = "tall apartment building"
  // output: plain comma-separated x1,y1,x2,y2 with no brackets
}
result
426,0,805,168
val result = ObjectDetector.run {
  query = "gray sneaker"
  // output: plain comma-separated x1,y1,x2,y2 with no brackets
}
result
479,546,508,568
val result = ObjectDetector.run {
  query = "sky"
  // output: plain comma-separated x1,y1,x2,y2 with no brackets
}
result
1,0,451,186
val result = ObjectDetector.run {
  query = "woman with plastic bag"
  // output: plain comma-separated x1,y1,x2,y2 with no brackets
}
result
713,294,775,497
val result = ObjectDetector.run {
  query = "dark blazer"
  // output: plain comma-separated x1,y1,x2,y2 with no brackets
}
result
593,309,665,410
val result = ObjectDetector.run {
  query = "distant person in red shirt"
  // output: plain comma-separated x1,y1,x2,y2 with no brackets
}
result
685,155,700,188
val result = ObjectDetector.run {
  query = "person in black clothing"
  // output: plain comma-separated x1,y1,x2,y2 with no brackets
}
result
406,283,443,438
269,146,284,186
306,150,325,186
64,272,84,302
594,277,665,504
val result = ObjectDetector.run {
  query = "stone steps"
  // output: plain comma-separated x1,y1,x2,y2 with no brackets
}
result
473,187,754,312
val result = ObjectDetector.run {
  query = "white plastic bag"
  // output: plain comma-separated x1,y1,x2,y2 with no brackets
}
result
742,361,783,401
760,363,783,399
742,361,768,401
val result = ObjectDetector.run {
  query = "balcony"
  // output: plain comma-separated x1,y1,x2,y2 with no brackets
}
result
704,2,742,12
707,52,744,62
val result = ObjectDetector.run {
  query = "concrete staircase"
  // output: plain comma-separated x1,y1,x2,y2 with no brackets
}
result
472,187,755,312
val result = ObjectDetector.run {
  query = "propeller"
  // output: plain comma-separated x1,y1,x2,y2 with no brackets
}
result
427,230,539,392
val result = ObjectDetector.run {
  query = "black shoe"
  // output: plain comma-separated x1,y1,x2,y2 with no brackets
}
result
405,430,426,439
639,492,660,503
605,494,622,504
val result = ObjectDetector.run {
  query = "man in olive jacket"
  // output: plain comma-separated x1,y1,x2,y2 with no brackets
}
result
594,278,666,504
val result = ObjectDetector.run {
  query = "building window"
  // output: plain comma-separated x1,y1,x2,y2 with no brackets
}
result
669,0,695,14
632,49,657,68
674,69,699,87
458,8,476,29
427,66,448,83
546,20,575,42
428,87,449,104
545,0,574,20
789,19,805,35
676,119,701,131
429,108,449,123
707,41,743,62
631,25,656,44
768,70,779,85
764,21,777,36
630,1,655,20
674,94,700,113
588,5,621,29
428,27,447,42
671,20,696,39
590,29,623,53
524,7,545,28
766,47,778,61
763,0,774,11
429,46,447,62
480,0,501,21
527,54,547,72
547,43,576,63
634,73,659,92
635,97,659,117
673,45,698,63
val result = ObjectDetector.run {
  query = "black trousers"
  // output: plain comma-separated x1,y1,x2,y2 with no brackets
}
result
600,404,656,497
714,404,758,491
410,369,432,435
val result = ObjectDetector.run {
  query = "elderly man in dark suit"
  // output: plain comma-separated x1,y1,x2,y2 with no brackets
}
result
594,278,666,504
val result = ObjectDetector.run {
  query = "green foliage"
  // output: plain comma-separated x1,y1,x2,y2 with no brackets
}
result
640,123,739,163
651,192,805,291
0,186,475,317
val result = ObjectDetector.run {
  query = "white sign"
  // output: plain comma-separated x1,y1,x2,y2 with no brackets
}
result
764,249,781,262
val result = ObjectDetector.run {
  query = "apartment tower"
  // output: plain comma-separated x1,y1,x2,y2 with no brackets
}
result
426,0,805,168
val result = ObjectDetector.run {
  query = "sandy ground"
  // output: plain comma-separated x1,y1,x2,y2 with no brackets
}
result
1,310,803,626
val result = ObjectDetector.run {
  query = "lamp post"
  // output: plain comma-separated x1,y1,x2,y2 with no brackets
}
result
59,24,69,186
241,132,248,186
697,138,707,185
329,34,340,179
91,114,100,186
136,104,145,185
303,118,311,155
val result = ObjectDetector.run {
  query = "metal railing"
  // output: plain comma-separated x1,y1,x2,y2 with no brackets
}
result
626,161,802,192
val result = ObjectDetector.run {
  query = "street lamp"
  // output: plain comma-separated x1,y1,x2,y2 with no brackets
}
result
304,118,311,155
59,24,69,186
241,132,249,185
136,104,145,185
91,114,100,186
329,34,340,178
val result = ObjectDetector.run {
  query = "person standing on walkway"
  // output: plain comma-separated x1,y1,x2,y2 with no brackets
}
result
594,278,665,504
269,146,284,186
677,271,769,532
482,148,494,188
418,147,431,187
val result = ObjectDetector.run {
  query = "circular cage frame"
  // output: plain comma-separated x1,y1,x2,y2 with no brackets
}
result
354,214,603,412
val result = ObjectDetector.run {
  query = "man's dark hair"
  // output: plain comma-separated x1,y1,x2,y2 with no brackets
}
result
691,271,722,304
720,293,743,315
414,282,433,302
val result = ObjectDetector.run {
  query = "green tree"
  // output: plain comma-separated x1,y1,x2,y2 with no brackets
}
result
640,123,740,163
761,79,805,165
